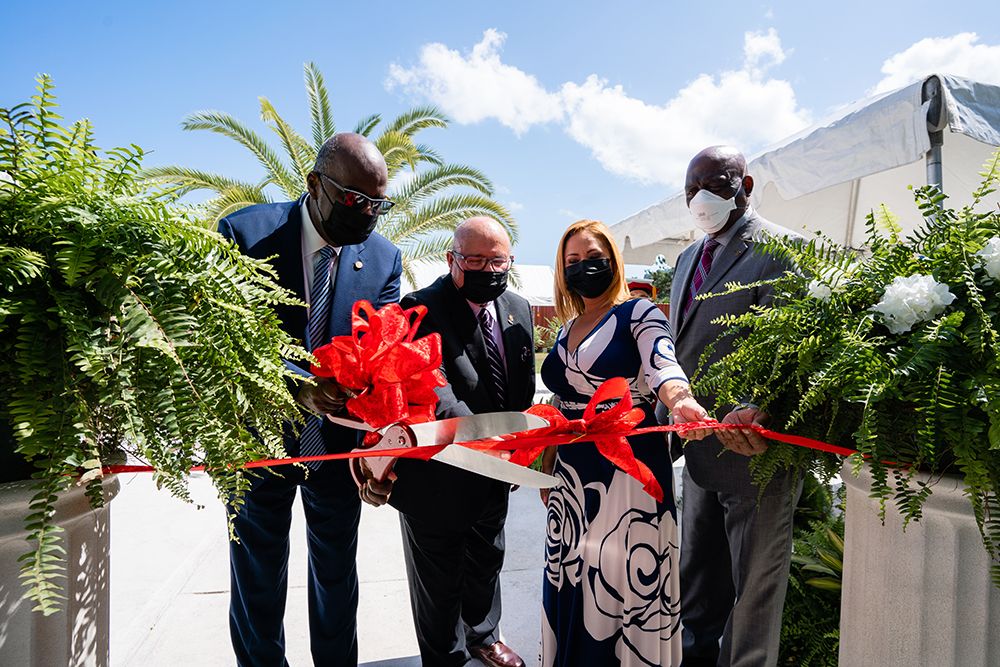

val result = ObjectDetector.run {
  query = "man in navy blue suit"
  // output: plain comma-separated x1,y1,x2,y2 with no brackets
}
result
218,133,402,667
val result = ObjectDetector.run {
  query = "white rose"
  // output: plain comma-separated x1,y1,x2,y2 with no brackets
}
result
808,280,833,301
976,237,1000,280
872,274,956,334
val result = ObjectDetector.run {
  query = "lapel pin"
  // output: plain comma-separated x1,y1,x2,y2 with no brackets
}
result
507,313,515,325
354,260,363,270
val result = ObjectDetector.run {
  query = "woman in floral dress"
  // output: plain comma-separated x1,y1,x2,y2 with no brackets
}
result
539,220,710,667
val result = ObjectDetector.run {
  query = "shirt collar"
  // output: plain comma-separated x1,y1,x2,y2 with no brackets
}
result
301,198,341,258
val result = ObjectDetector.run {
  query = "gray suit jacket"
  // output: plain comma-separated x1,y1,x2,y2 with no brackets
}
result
668,211,799,497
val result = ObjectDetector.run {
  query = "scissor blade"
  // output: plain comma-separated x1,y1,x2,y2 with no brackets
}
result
407,412,548,447
432,446,560,488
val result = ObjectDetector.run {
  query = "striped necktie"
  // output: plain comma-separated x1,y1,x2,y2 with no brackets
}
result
477,306,508,410
684,238,720,316
300,245,334,469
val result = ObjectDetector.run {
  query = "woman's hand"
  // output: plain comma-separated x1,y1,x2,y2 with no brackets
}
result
670,397,714,440
658,380,713,440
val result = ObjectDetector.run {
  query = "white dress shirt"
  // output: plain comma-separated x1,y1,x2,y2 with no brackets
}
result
300,198,341,317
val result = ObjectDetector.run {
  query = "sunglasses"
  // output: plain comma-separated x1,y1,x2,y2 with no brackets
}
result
318,173,395,216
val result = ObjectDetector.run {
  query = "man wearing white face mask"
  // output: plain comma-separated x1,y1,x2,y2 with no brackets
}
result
659,146,803,667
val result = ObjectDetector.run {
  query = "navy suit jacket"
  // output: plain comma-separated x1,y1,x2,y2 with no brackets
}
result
218,195,402,458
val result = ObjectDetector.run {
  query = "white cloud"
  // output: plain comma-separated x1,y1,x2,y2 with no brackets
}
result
743,27,786,76
873,32,1000,94
386,28,563,135
387,29,810,188
508,200,524,211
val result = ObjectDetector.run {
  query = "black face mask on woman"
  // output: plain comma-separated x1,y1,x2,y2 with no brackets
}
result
318,200,380,247
564,258,614,298
458,269,509,304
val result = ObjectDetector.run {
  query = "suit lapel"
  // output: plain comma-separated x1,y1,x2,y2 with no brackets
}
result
328,241,365,338
672,244,698,336
273,202,307,341
495,294,523,386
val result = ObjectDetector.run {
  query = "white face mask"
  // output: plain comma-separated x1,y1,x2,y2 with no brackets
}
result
688,184,742,234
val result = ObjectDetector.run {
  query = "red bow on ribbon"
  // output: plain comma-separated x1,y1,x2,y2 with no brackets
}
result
507,378,665,502
311,301,446,430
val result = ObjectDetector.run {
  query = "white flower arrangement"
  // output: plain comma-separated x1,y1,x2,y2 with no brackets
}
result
807,280,833,300
976,237,1000,280
872,274,956,334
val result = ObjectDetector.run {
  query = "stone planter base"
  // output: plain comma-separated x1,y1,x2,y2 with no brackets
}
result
0,476,119,666
839,464,1000,667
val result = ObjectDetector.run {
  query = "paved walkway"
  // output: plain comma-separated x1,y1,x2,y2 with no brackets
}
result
110,470,548,666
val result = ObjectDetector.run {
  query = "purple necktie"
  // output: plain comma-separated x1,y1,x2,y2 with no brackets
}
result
684,238,720,316
478,307,508,409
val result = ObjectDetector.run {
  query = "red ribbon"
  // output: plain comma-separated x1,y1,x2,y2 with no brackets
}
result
104,378,866,503
310,300,446,430
504,377,665,501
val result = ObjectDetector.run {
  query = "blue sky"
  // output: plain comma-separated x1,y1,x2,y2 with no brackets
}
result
4,1,1000,266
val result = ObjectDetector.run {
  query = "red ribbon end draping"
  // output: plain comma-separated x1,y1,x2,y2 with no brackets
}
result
310,301,446,430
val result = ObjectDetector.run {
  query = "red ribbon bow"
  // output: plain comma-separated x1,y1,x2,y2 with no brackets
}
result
311,301,446,430
507,377,665,502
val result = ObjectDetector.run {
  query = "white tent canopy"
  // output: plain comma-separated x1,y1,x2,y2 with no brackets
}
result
401,260,555,306
611,74,1000,265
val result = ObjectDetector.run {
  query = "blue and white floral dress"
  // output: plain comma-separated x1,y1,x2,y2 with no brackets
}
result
540,298,687,667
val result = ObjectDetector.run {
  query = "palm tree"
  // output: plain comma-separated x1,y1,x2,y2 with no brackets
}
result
144,63,516,284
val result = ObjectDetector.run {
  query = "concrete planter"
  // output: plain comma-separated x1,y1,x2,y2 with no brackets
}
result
839,463,1000,666
0,476,120,666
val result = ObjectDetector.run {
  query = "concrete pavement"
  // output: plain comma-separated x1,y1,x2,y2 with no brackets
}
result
110,470,548,667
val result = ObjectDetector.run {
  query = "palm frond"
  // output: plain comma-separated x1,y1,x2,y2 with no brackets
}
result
304,62,335,150
259,96,315,186
392,164,495,212
140,165,261,198
374,130,421,180
382,194,517,244
382,106,449,137
201,186,273,227
354,113,381,137
181,110,300,198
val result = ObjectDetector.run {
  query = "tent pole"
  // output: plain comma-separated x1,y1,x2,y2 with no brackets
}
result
922,75,946,191
844,178,861,247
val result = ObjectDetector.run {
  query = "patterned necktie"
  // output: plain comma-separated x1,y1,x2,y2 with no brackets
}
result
684,238,721,317
300,245,335,469
477,307,508,409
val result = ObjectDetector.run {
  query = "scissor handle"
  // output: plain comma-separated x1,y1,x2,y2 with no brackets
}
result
349,423,415,487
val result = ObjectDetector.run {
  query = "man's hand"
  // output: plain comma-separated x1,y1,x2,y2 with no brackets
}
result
671,397,714,441
357,458,395,507
297,377,354,415
716,407,771,456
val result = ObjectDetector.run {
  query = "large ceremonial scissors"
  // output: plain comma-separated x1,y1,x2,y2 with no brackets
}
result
328,412,560,489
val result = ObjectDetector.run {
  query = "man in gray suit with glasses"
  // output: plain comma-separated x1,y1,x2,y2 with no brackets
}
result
665,146,803,667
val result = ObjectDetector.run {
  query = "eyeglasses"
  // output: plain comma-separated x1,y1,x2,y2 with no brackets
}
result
318,173,395,216
450,250,514,272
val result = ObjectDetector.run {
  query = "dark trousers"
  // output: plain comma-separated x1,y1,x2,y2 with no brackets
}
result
680,467,802,667
229,463,361,667
399,492,509,667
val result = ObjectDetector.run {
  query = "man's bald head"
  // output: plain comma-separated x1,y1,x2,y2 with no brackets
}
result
453,217,510,254
313,133,388,194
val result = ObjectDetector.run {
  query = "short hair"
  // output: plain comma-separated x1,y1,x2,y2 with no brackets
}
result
553,219,630,322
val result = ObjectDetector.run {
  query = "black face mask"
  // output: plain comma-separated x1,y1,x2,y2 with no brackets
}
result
316,200,380,247
457,269,509,305
564,258,614,298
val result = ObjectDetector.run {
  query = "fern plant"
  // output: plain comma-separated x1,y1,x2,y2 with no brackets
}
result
696,150,1000,587
0,76,307,614
142,62,516,286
